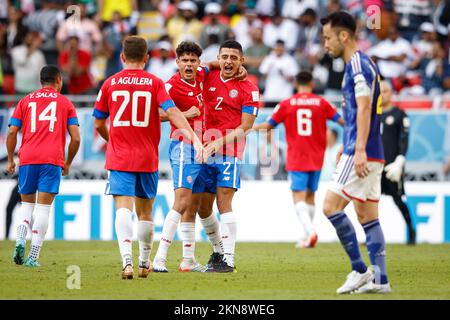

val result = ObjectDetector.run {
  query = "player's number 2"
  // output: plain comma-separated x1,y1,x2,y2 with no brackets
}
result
297,109,312,136
28,101,57,133
112,90,151,127
215,97,223,110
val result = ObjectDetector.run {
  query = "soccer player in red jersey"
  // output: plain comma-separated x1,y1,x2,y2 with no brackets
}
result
202,40,261,272
6,65,81,267
254,71,343,248
153,41,224,273
93,36,202,279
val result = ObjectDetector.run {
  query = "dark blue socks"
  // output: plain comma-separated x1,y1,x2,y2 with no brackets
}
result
328,212,367,273
363,219,389,284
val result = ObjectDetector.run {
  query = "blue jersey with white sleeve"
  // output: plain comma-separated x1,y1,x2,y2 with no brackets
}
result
341,51,384,162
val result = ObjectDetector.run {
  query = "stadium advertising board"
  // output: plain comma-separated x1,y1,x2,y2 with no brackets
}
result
1,180,449,243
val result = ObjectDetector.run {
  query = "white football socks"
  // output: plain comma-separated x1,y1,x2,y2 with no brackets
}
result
307,204,315,222
180,222,195,260
29,203,51,261
16,202,35,245
220,212,237,267
155,209,181,260
115,208,133,268
200,213,223,254
295,201,314,236
138,220,154,268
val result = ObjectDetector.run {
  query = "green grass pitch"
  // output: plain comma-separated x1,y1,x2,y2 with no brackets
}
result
1,241,450,300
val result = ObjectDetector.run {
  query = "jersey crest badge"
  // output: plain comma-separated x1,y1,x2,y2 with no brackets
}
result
229,89,238,98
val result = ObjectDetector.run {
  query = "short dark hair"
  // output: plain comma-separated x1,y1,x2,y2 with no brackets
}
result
275,39,285,46
176,41,203,58
122,36,148,62
296,71,313,85
302,8,317,18
40,65,61,85
219,40,243,55
320,11,356,35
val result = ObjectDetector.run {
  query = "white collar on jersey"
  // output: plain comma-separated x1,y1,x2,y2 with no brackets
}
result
181,78,197,88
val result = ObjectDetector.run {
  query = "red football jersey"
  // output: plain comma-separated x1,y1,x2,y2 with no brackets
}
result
204,69,260,159
9,87,79,168
93,68,175,173
269,92,339,171
166,66,207,142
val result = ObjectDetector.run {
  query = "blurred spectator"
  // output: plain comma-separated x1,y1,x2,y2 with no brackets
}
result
0,6,29,79
59,35,95,95
5,6,28,50
56,3,102,54
259,39,299,107
233,8,262,51
295,8,320,68
282,0,319,20
103,11,131,78
201,33,221,63
433,0,450,42
244,26,270,84
320,53,345,97
412,22,437,59
11,31,45,95
99,0,137,22
394,0,433,42
368,26,414,80
410,40,450,95
167,1,203,47
255,0,276,17
23,0,65,65
199,2,230,49
79,0,98,17
263,11,299,52
0,0,7,23
91,33,113,89
320,128,339,182
223,0,247,17
146,40,177,82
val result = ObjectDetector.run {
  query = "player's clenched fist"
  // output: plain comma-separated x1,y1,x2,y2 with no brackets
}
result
6,160,16,175
184,106,201,119
202,140,222,161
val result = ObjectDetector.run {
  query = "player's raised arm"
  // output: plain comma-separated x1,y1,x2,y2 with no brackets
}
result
159,106,200,122
204,60,247,80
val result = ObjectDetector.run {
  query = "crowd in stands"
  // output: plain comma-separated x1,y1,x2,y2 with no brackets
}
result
0,0,449,107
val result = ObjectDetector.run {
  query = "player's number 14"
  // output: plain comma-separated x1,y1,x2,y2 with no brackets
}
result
28,101,57,133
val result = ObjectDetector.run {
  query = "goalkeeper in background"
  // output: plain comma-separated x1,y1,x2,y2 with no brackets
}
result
380,81,416,245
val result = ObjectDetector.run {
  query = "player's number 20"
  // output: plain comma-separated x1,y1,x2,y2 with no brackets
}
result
297,109,312,136
112,90,151,127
